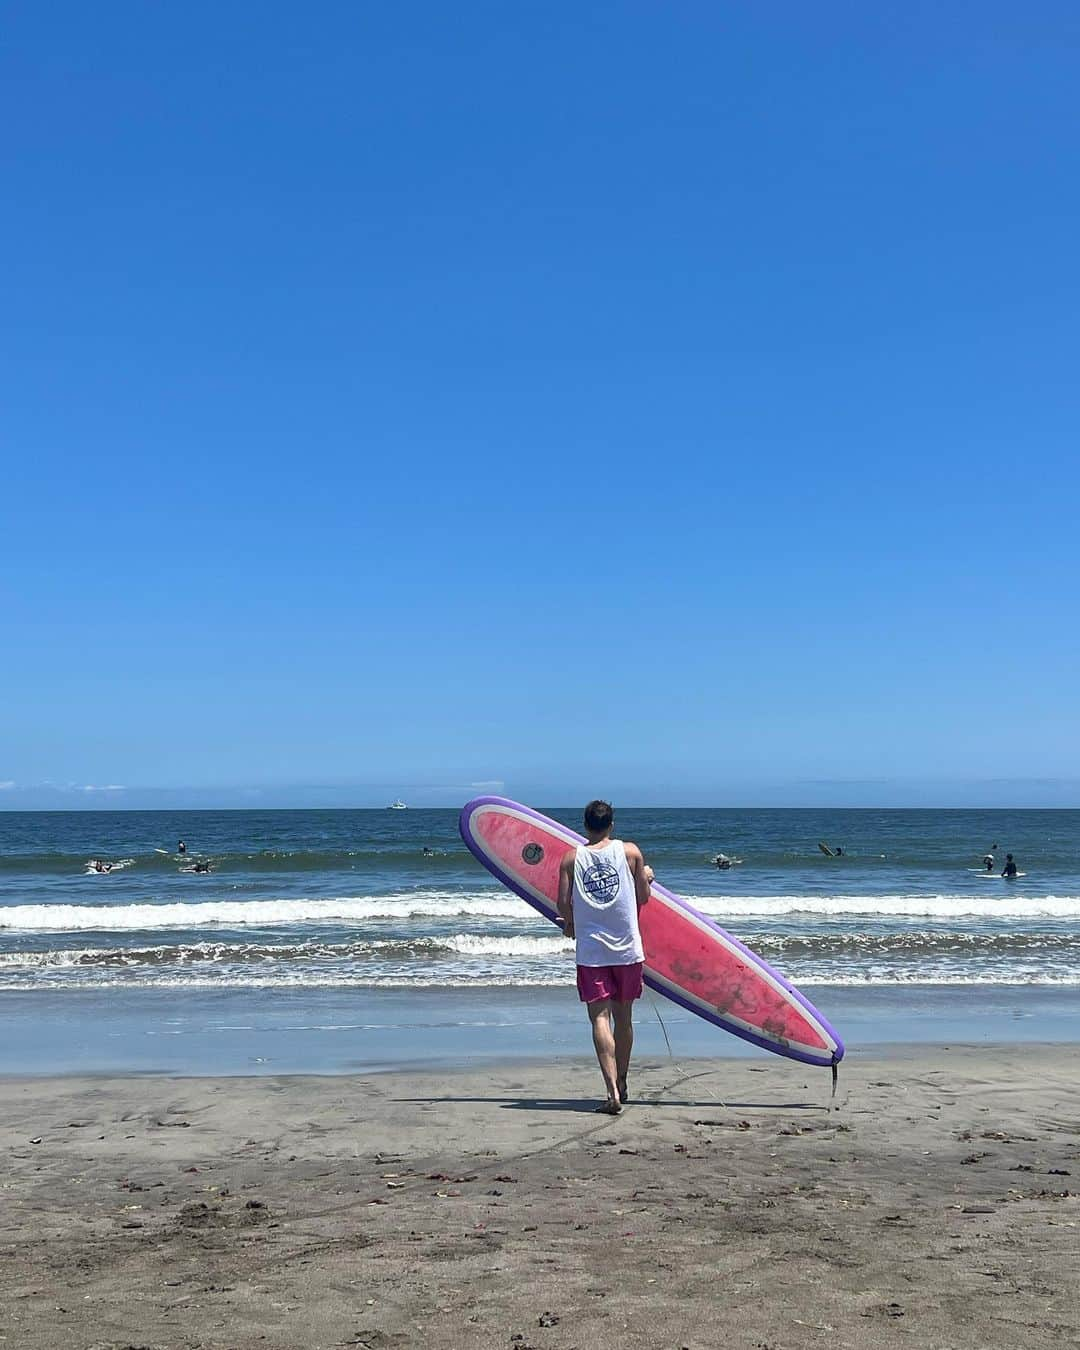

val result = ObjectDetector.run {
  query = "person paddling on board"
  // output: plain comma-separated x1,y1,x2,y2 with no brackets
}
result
557,800,653,1115
983,851,995,872
1001,853,1018,878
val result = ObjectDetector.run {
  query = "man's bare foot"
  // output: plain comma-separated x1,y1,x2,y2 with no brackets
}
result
617,1075,629,1103
595,1098,622,1115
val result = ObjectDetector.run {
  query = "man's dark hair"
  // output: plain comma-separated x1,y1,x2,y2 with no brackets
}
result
583,799,614,833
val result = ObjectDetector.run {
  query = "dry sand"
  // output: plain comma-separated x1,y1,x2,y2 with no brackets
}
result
1,1045,1077,1349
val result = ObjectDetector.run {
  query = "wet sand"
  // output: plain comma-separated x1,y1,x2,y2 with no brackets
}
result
1,1045,1077,1349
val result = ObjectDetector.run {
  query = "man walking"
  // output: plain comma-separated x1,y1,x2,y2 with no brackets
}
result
557,800,652,1114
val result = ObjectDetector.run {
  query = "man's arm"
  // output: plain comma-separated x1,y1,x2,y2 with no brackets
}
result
557,853,575,938
624,842,652,909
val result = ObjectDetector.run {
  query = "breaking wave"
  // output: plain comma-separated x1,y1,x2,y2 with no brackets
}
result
4,890,1080,931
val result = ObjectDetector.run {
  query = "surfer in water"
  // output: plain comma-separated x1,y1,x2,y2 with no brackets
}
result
177,840,187,855
557,800,653,1115
1001,853,1018,878
983,851,995,872
713,852,745,870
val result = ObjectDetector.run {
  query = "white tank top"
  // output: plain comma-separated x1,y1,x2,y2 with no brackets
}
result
572,839,644,967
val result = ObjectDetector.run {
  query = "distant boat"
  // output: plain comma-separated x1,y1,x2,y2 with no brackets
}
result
389,799,408,810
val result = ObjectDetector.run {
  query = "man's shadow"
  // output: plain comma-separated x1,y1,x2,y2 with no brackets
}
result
393,1095,827,1114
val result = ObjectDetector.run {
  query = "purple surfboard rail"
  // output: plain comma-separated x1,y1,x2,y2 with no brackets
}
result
460,796,844,1069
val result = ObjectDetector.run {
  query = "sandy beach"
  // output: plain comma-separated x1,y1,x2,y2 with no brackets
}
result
1,1046,1077,1349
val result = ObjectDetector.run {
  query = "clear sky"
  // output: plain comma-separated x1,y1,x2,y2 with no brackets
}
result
3,3,1078,809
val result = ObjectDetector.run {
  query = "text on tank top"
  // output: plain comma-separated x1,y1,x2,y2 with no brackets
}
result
572,839,644,968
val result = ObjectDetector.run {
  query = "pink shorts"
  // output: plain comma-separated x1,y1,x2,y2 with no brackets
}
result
576,962,644,1004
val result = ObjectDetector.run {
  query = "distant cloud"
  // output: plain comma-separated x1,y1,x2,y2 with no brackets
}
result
0,780,15,790
81,784,126,793
469,780,505,791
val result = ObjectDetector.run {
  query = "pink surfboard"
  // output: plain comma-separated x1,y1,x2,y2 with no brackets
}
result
460,797,844,1069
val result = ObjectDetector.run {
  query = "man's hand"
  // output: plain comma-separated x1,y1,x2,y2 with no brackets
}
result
644,865,655,885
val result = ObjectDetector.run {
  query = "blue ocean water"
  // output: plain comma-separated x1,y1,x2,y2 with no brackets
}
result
1,807,1078,1073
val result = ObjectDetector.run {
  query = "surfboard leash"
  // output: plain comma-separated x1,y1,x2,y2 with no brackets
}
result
648,989,675,1060
646,991,732,1113
650,989,841,1113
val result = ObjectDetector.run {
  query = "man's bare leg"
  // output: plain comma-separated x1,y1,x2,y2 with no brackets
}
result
587,999,620,1112
613,1000,634,1103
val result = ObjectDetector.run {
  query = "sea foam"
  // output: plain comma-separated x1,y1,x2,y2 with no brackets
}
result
4,890,1080,930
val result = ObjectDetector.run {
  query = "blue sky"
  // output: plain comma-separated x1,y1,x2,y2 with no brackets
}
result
3,2,1078,809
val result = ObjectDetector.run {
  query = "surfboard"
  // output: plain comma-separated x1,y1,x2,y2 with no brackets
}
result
818,842,835,857
977,871,1027,878
460,796,843,1069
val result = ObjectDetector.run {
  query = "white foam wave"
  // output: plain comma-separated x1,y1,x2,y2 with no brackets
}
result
0,892,524,931
1,971,1078,992
0,933,574,968
796,973,1080,986
686,894,1080,920
4,890,1080,932
442,934,571,956
0,972,577,991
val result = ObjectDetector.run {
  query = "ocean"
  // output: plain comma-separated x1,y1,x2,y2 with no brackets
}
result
2,806,1078,1074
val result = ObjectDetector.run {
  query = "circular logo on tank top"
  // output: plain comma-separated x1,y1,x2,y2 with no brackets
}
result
582,858,620,905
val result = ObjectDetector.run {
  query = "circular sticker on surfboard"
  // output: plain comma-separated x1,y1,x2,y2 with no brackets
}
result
521,842,544,865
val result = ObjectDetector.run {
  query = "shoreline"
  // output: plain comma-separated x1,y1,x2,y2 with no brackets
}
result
2,1046,1077,1348
1,1036,1078,1084
3,981,1079,1077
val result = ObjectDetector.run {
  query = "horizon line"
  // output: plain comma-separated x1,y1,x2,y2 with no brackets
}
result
2,802,1079,815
